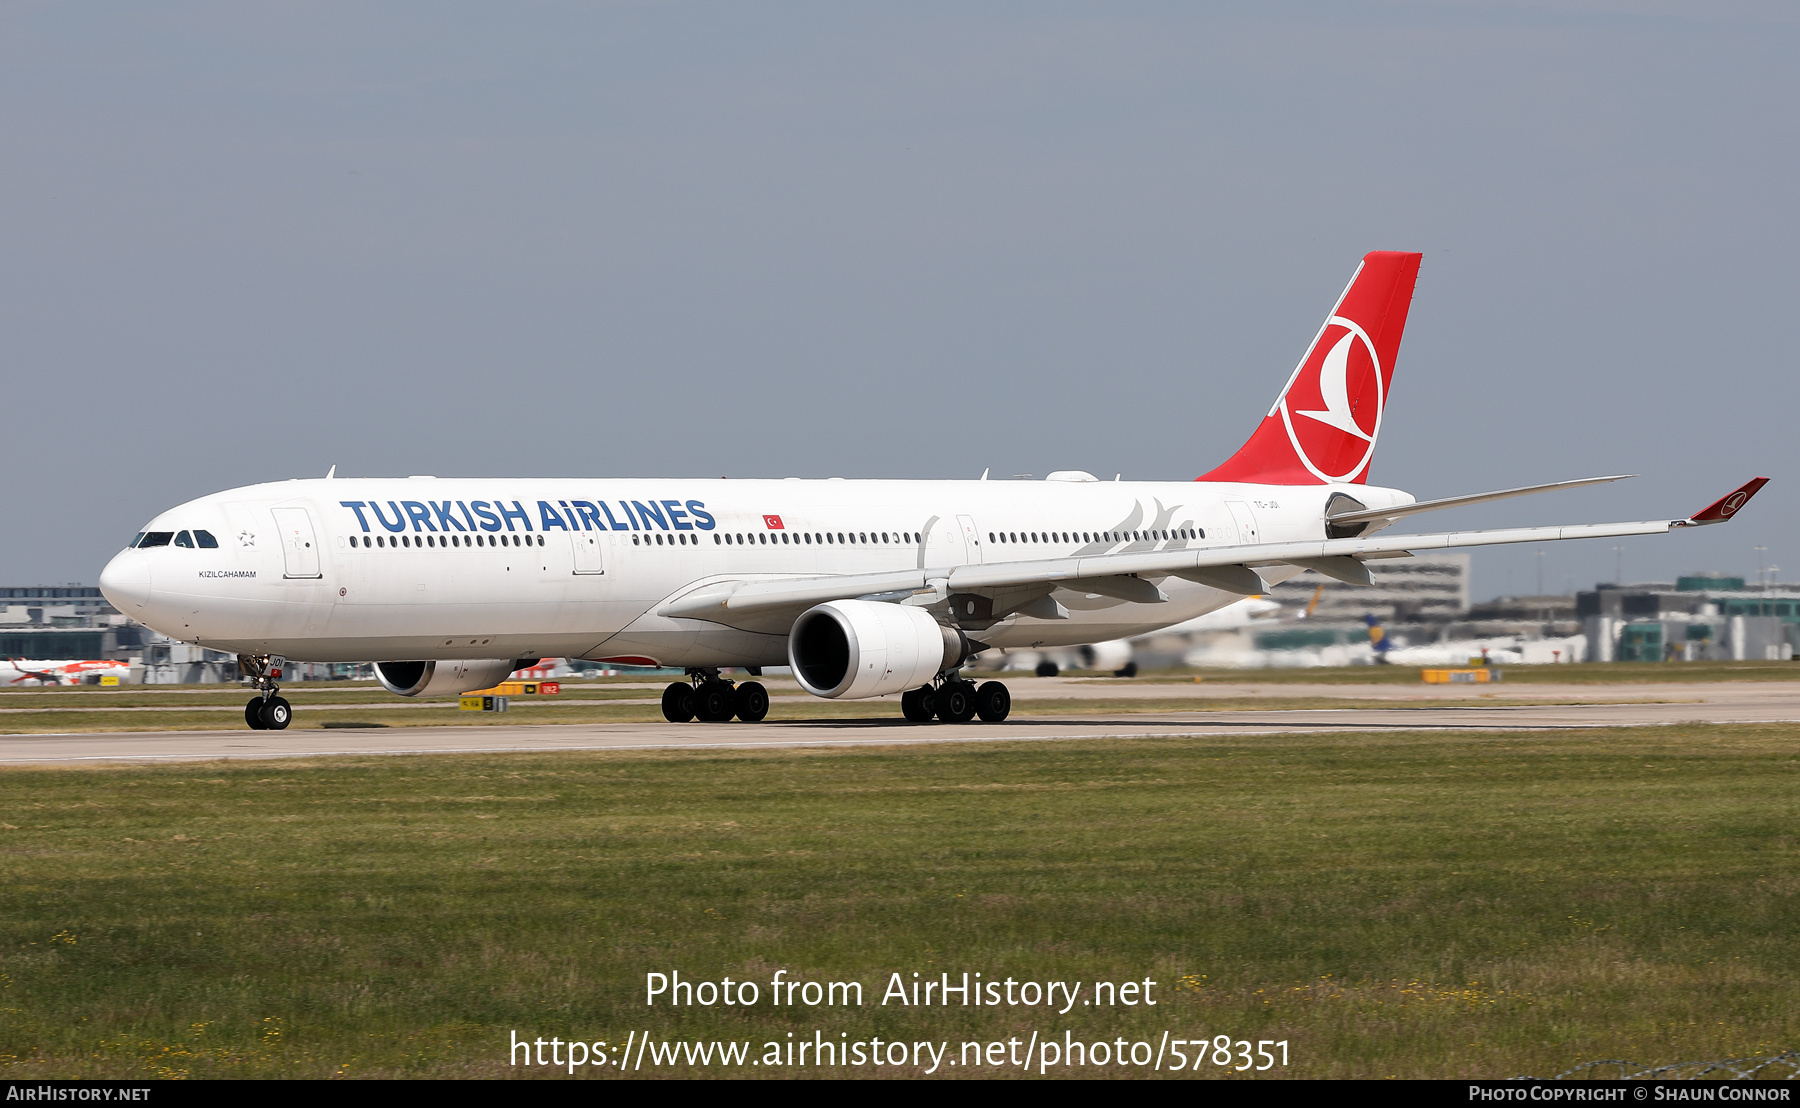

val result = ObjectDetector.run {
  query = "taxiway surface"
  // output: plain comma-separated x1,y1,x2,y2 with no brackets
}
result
4,679,1797,764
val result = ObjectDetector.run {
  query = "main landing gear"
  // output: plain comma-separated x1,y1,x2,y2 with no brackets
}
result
901,676,1011,724
662,670,769,724
239,654,292,731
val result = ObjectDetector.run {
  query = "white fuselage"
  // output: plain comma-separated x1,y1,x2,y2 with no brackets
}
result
98,475,1412,671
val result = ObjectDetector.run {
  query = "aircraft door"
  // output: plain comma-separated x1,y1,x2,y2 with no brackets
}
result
571,529,604,574
270,507,322,579
956,515,985,563
1225,501,1260,545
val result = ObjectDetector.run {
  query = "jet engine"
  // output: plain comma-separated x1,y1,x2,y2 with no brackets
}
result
788,600,969,699
373,659,526,698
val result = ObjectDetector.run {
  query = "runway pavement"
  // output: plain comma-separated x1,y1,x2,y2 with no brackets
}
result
4,679,1798,764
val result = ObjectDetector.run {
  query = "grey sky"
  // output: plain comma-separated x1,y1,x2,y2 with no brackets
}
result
3,1,1794,598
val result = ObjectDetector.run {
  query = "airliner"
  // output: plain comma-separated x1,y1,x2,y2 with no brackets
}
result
97,252,1766,730
0,659,132,687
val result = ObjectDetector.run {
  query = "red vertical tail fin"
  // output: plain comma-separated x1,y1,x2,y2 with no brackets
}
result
1200,251,1422,485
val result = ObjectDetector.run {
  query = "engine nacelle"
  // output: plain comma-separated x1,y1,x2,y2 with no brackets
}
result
373,658,525,698
1078,639,1133,673
788,600,966,699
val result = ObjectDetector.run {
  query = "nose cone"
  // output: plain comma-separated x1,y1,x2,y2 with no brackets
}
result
99,550,151,613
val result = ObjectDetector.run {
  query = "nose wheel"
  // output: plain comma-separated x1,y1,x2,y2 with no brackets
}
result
239,654,292,730
245,696,292,730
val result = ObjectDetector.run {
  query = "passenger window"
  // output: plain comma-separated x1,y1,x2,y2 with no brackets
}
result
175,531,194,548
139,531,174,548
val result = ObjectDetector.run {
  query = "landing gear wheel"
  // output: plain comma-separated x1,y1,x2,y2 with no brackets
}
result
695,681,735,723
259,696,292,730
1035,660,1060,677
1114,662,1139,678
733,681,769,723
245,698,269,730
901,686,936,722
661,682,696,723
936,681,977,723
975,681,1011,723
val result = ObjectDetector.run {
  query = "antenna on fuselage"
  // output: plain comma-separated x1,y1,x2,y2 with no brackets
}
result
980,468,989,480
325,464,337,479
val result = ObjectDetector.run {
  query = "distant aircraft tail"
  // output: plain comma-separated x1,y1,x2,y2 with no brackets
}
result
1199,250,1423,485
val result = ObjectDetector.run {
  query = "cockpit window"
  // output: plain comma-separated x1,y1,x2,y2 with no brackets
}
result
195,530,219,548
138,532,174,548
130,532,145,549
174,531,194,548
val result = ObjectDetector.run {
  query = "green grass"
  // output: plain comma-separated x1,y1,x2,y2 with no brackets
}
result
3,724,1799,1078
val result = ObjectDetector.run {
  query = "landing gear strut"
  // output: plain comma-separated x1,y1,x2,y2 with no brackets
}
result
902,674,1011,724
239,654,292,731
661,670,769,724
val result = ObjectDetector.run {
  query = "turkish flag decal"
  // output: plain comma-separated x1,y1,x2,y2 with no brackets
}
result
763,514,784,530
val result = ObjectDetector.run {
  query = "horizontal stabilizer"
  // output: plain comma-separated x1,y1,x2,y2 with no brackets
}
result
1326,474,1635,528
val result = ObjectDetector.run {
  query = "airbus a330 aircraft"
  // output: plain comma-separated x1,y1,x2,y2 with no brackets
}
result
98,252,1766,730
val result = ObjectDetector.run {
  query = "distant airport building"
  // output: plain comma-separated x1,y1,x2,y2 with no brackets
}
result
0,584,145,660
1578,574,1798,661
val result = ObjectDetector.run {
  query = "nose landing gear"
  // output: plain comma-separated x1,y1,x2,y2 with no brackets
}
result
239,654,292,731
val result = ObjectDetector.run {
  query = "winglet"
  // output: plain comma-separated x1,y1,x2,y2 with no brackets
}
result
1685,477,1769,525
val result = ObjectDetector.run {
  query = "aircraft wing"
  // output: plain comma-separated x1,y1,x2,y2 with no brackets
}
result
656,478,1768,623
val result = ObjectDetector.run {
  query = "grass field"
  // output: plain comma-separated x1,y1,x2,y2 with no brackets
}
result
2,722,1798,1079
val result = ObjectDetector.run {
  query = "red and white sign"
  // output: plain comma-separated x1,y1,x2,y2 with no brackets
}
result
763,515,784,530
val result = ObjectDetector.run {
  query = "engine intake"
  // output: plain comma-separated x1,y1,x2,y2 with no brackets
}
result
788,600,967,699
373,659,528,698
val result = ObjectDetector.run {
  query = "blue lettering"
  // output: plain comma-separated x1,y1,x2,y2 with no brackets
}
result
662,500,692,530
686,501,715,530
456,501,480,532
632,500,667,530
601,501,631,530
620,502,640,530
558,500,582,530
538,501,571,531
430,501,468,531
471,501,502,532
572,501,605,531
370,501,408,533
401,501,437,532
499,500,532,532
339,501,372,532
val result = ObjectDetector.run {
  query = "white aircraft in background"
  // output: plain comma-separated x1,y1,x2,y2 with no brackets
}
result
0,659,131,686
98,252,1767,730
990,596,1283,677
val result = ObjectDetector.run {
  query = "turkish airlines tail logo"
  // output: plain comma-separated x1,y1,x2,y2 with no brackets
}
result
1200,251,1422,485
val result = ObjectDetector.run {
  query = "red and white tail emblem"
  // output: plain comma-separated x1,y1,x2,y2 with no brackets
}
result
1201,251,1423,485
763,514,784,530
